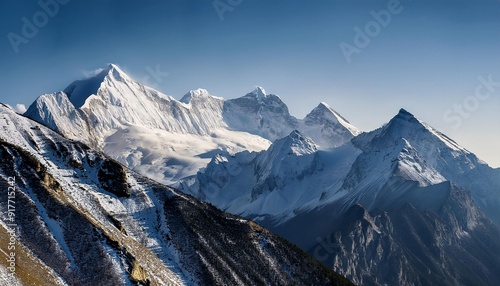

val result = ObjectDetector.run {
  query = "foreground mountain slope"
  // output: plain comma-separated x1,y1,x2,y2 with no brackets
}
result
25,65,359,184
0,104,352,286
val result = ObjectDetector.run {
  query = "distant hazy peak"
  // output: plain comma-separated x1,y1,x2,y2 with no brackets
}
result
318,102,352,123
273,130,318,156
395,108,414,119
304,101,361,137
307,102,345,124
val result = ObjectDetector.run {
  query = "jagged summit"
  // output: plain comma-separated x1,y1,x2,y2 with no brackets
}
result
308,102,350,123
383,108,465,152
247,86,267,100
384,108,424,132
396,108,413,118
63,67,108,108
106,63,131,81
180,88,221,104
25,63,230,145
353,108,430,145
318,102,334,110
312,102,338,115
299,102,360,148
353,108,466,154
280,130,318,155
63,64,131,108
262,130,318,158
305,102,359,132
389,108,422,126
289,129,302,139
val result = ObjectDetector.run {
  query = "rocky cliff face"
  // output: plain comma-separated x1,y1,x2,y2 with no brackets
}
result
313,184,500,286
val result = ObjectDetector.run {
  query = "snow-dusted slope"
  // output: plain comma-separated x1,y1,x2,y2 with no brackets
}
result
177,130,361,222
341,108,500,222
300,102,360,148
0,103,352,286
25,65,358,185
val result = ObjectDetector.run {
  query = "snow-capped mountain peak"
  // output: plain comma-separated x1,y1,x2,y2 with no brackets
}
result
304,102,360,136
248,86,268,100
25,64,273,183
106,63,131,80
255,130,319,178
26,64,230,142
394,108,414,120
297,102,360,149
385,108,465,152
63,64,130,108
386,108,420,129
180,88,222,104
279,130,318,156
180,129,324,218
311,102,348,123
343,107,500,224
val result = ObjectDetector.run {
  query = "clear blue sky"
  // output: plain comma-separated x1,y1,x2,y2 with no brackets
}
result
1,0,499,167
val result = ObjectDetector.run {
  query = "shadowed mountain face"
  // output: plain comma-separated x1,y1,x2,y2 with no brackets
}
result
306,184,500,286
0,104,352,286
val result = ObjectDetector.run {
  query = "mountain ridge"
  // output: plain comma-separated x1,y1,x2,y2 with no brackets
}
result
25,64,359,185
